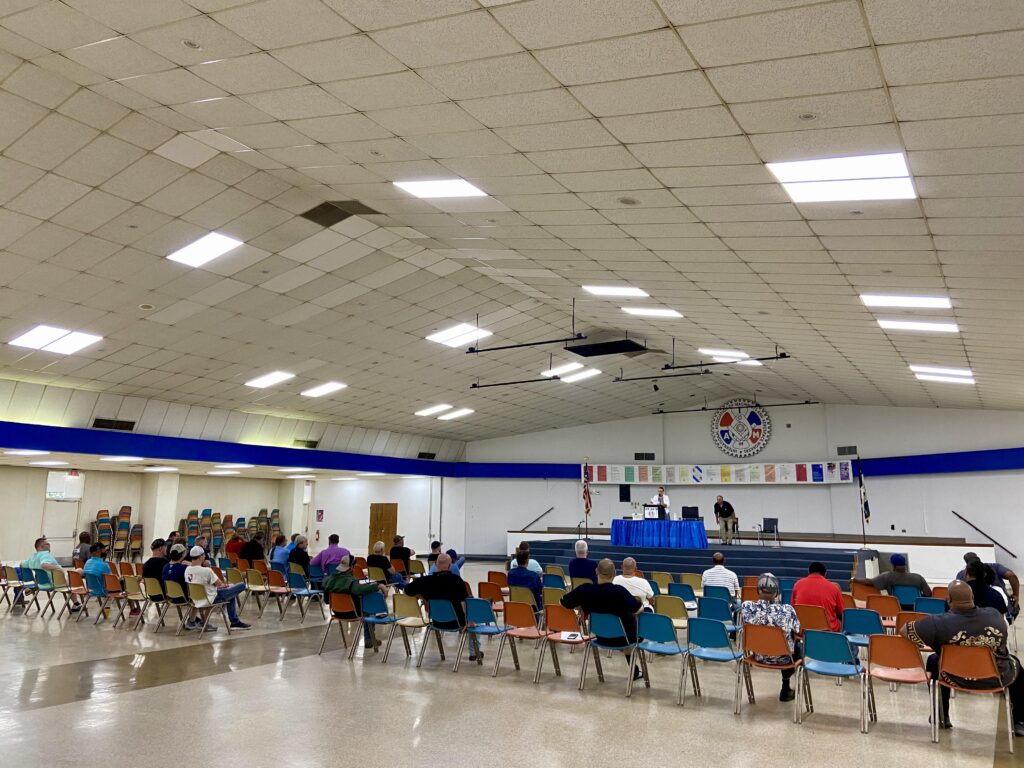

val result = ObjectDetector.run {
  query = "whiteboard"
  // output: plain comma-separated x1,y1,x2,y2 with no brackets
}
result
46,470,84,500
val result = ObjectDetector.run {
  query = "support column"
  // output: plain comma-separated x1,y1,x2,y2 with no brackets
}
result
278,479,308,538
140,472,180,543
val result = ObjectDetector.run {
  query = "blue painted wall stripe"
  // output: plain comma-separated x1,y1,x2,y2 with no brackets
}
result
1,419,1023,480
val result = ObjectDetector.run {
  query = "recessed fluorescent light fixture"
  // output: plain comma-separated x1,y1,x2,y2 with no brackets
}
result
766,152,916,203
437,408,474,420
100,456,144,462
393,179,486,198
8,325,102,355
144,466,178,473
4,449,49,456
402,475,425,479
426,323,492,348
878,319,959,333
286,474,315,479
31,460,68,466
167,232,243,268
277,467,312,473
415,404,453,417
215,463,254,469
207,470,239,475
301,381,347,397
583,286,649,298
357,472,386,476
915,373,975,385
562,368,601,383
542,362,584,377
622,307,683,318
862,294,951,309
909,365,973,377
245,371,295,388
699,348,748,358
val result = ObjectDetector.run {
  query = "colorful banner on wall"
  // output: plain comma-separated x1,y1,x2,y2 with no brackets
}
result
582,460,853,486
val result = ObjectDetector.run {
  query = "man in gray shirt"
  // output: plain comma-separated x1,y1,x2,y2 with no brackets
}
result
853,554,931,597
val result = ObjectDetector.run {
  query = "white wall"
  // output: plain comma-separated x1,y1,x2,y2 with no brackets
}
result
0,466,47,561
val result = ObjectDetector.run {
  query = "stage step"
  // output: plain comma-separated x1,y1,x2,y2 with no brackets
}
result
525,539,858,587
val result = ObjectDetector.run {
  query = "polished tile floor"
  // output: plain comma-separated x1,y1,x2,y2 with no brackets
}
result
2,563,1019,767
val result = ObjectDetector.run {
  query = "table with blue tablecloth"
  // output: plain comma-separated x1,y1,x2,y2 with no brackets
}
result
610,519,709,549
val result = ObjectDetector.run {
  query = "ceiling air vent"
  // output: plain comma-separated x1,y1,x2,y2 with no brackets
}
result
293,439,319,449
92,418,135,432
634,452,656,461
300,201,381,228
417,452,437,460
836,445,859,456
566,329,648,358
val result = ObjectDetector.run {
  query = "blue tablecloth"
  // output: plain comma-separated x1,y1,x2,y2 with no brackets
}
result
611,519,709,549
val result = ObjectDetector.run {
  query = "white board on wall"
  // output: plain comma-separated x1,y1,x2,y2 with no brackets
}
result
46,470,84,500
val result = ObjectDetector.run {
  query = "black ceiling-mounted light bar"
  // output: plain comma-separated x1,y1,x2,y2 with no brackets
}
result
469,376,562,389
613,369,713,383
653,399,819,415
660,340,792,371
467,299,586,354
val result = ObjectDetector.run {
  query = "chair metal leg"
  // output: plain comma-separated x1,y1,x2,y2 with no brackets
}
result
491,634,506,677
533,639,547,684
1006,688,1015,754
199,606,213,634
796,668,805,724
860,672,866,733
548,641,560,676
175,605,192,636
401,627,412,657
734,662,744,715
578,644,591,690
318,619,334,655
94,597,110,625
453,631,469,672
678,653,687,705
222,604,231,634
382,624,399,663
931,680,939,743
346,621,363,660
593,645,605,683
416,628,432,668
689,655,702,698
625,650,637,697
435,629,446,660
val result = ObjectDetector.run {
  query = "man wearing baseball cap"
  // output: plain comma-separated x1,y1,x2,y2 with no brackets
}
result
740,573,802,701
184,545,250,631
322,554,388,648
852,553,931,605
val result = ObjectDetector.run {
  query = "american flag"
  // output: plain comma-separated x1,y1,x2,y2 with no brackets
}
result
582,463,592,516
858,462,870,524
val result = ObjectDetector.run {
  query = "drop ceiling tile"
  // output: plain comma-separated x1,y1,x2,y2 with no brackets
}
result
672,184,789,205
657,0,819,24
1,1,116,51
459,89,588,128
877,31,1024,86
418,53,558,101
890,77,1024,121
369,10,521,68
288,113,393,143
535,30,695,86
495,119,618,152
7,172,89,219
653,164,774,187
56,89,129,131
3,62,78,109
552,169,661,192
863,0,1024,44
0,90,48,151
64,36,177,80
901,114,1024,151
190,53,308,95
329,137,428,164
270,35,403,83
322,0,476,31
173,96,274,129
628,136,759,167
750,123,902,162
130,15,258,67
602,106,741,143
367,102,484,135
213,0,355,49
491,0,664,49
63,0,197,33
322,71,446,112
525,146,640,174
236,85,351,121
406,129,515,159
120,69,228,105
707,49,882,103
731,89,892,134
4,113,99,170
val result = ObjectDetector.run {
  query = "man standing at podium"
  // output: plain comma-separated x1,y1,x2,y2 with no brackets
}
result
714,495,735,544
650,487,671,520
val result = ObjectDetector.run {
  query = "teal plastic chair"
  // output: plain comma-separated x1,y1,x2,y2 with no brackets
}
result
418,599,465,668
914,597,946,615
347,590,397,661
704,585,734,603
668,582,696,603
31,568,68,618
797,630,865,727
580,613,646,696
892,584,921,610
542,573,564,589
685,617,742,703
647,579,661,597
637,611,688,705
456,597,511,675
284,571,324,623
218,557,232,572
698,597,740,633
842,608,885,650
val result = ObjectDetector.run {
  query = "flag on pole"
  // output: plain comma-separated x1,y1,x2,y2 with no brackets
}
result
582,462,592,516
858,463,870,524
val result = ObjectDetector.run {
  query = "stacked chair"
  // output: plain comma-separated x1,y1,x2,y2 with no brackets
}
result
199,508,213,545
128,524,144,562
211,513,223,555
248,516,258,539
235,517,247,539
111,507,131,561
95,510,113,551
256,509,270,540
270,509,281,538
186,509,199,547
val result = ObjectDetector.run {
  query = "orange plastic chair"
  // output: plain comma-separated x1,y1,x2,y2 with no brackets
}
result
865,634,928,733
852,581,882,606
67,570,89,617
464,581,473,598
102,572,128,627
352,564,366,579
737,624,806,716
842,592,856,609
931,586,949,601
741,586,758,603
390,558,408,575
210,566,224,581
133,563,144,577
237,558,251,572
935,645,1014,751
866,595,901,630
320,592,360,654
72,560,84,570
268,570,291,620
534,604,591,683
227,552,239,567
488,571,508,588
478,582,504,613
118,562,133,577
794,604,830,634
355,557,367,570
504,601,546,641
253,560,269,576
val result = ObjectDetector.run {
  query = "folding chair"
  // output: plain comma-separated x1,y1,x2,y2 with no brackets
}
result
698,597,741,634
348,591,397,661
579,613,646,696
796,630,864,727
704,585,735,604
543,565,567,584
479,581,505,614
915,597,946,615
268,570,292,620
455,598,510,674
893,584,922,610
417,600,466,668
653,594,688,634
542,573,565,590
842,608,885,652
119,574,147,629
32,568,70,618
66,570,89,619
382,594,427,664
865,634,929,734
794,604,831,633
500,600,547,675
408,559,426,577
651,571,673,593
866,594,901,632
637,612,689,705
245,569,271,617
320,592,360,654
185,582,231,635
144,577,174,632
534,604,588,683
736,623,809,718
933,645,1014,752
685,617,742,704
285,572,324,623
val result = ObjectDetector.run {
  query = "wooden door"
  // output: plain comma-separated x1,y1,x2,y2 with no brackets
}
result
368,503,398,550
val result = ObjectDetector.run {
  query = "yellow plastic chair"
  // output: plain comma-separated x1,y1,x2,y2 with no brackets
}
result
120,574,147,629
185,582,232,635
288,562,305,577
143,577,177,632
245,569,270,617
652,571,674,593
367,566,387,584
542,587,565,606
544,565,567,583
409,559,426,577
570,577,593,590
509,585,538,612
166,581,193,635
382,594,429,663
654,594,689,633
680,573,702,594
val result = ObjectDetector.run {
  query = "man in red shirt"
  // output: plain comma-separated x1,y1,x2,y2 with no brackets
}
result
791,561,845,631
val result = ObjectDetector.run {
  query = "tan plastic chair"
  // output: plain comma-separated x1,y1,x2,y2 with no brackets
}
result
651,571,674,593
409,559,426,576
383,594,428,663
680,573,702,594
654,594,688,633
185,582,231,636
509,585,538,611
542,587,565,606
245,569,270,617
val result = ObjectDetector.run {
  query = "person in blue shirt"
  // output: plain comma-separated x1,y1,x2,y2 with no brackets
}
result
82,543,111,577
285,533,299,553
568,540,598,583
429,549,465,578
269,535,290,569
508,550,543,613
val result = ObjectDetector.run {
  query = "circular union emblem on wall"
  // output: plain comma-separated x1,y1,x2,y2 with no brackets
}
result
710,398,772,458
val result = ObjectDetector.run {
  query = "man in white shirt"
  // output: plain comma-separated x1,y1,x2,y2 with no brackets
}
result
650,487,670,518
184,546,250,631
701,552,740,599
613,557,654,609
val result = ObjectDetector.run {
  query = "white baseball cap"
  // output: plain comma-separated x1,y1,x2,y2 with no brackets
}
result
189,545,205,558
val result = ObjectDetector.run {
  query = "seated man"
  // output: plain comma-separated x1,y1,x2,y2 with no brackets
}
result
561,558,644,677
612,557,654,610
853,553,931,600
740,573,802,701
192,535,212,566
269,535,290,569
82,543,111,578
958,552,1019,614
23,536,62,573
288,535,311,576
311,534,350,573
322,554,389,648
428,540,443,564
904,580,1024,734
389,535,415,573
142,538,168,582
507,541,542,575
184,546,250,631
507,550,543,612
239,532,266,565
701,552,740,599
405,553,481,661
964,559,1007,614
792,561,844,631
285,533,299,553
568,540,598,583
368,541,407,588
73,531,93,566
163,544,198,629
429,549,465,577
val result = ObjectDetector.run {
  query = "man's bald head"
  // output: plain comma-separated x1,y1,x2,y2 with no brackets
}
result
622,557,637,575
947,580,974,610
596,558,615,583
435,553,452,571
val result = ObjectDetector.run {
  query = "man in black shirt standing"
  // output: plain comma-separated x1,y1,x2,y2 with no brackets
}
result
404,553,480,661
561,558,643,676
714,495,736,545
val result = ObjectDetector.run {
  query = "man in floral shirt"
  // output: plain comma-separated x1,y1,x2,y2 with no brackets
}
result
740,573,802,701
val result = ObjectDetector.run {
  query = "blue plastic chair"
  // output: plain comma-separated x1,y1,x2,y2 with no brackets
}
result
686,617,741,703
781,588,793,605
637,611,688,705
668,582,697,604
346,591,398,661
271,562,288,575
308,564,325,587
914,597,946,615
542,573,564,589
647,579,661,597
698,597,740,633
779,578,797,592
580,613,645,696
842,608,885,649
83,572,111,625
325,563,338,577
893,584,921,609
456,598,512,675
284,571,324,623
704,585,734,604
29,568,56,617
218,557,232,572
797,630,864,727
418,599,466,668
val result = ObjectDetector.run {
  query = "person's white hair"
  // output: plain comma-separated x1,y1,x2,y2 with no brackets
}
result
373,541,385,554
575,539,588,556
295,535,307,546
